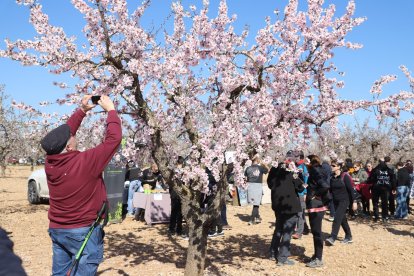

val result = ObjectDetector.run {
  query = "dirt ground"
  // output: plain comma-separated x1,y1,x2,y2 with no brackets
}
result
1,166,413,276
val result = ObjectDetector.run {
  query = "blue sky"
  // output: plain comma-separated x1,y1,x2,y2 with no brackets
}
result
0,0,413,123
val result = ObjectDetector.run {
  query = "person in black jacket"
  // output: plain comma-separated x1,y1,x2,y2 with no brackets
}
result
325,161,357,246
305,155,330,268
141,163,163,190
395,162,410,219
369,159,396,222
267,158,305,266
135,163,164,221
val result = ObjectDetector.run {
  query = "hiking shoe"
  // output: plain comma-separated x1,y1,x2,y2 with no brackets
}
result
328,216,334,222
216,231,224,237
303,255,316,263
382,218,389,223
292,233,302,239
208,231,218,238
325,237,335,246
181,234,189,240
306,258,324,268
341,237,353,244
277,259,295,266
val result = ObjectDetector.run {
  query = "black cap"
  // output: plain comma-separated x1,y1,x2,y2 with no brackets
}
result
286,150,295,159
40,124,71,155
286,150,302,159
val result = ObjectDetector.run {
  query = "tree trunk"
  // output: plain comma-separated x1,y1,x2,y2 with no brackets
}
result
184,219,209,276
0,159,6,178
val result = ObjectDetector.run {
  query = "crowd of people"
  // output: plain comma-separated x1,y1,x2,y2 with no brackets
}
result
123,149,413,269
264,151,413,267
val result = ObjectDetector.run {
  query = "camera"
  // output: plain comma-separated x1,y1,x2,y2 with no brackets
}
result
91,95,101,104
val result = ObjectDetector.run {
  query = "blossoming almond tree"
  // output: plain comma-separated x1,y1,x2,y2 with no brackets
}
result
2,0,414,274
0,87,48,175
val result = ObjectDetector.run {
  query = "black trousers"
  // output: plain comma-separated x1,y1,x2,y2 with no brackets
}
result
372,187,390,219
330,200,352,240
309,211,325,260
389,192,395,215
169,196,183,234
270,213,298,262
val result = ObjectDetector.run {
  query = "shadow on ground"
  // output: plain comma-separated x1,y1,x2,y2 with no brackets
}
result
102,225,308,275
348,213,414,238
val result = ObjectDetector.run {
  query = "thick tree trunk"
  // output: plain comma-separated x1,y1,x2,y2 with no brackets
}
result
184,219,209,276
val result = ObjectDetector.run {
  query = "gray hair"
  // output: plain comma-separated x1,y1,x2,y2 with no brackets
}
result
322,155,331,163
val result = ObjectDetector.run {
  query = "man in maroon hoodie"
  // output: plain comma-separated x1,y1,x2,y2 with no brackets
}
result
41,95,122,275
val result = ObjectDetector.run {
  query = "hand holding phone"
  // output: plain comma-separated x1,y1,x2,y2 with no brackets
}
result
91,95,101,105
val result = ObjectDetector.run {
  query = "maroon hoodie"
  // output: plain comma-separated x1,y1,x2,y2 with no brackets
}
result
45,109,122,229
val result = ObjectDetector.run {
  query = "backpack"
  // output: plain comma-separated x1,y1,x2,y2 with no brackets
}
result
376,169,391,187
341,172,360,200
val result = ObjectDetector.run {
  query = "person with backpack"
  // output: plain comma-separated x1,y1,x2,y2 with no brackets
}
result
304,155,330,268
325,161,357,246
370,158,396,222
321,156,334,221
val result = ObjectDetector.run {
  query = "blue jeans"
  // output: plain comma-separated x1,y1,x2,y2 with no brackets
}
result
395,186,409,218
48,225,104,276
128,180,142,215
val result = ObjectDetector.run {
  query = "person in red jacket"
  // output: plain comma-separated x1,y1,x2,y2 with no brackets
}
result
40,95,122,276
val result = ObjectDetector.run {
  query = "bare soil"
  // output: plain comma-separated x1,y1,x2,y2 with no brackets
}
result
1,166,413,276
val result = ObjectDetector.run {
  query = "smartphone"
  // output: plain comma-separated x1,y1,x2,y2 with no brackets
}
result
91,95,101,104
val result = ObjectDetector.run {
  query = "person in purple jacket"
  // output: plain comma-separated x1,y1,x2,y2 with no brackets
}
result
41,95,122,275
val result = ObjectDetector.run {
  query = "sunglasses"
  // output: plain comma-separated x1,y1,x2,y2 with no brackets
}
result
331,165,338,167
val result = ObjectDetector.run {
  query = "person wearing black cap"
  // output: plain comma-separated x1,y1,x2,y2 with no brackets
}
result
42,95,122,275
